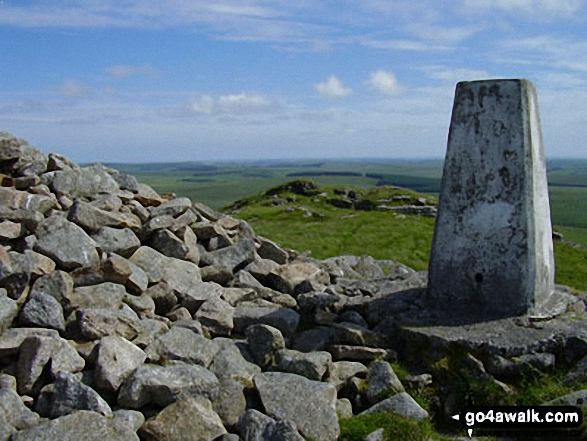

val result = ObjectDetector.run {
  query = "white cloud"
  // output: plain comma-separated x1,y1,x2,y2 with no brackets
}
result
315,75,353,98
218,93,273,112
366,70,403,95
59,79,94,97
160,93,274,117
463,0,582,18
107,63,157,78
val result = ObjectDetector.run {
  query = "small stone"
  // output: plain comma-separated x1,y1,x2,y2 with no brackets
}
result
327,361,368,391
336,398,353,419
0,220,24,240
0,386,39,430
145,326,219,367
11,409,140,441
94,336,146,394
200,238,257,272
209,343,261,384
360,392,429,421
145,282,178,315
35,371,112,418
76,307,142,340
92,227,141,258
257,237,289,264
266,262,329,296
254,372,340,441
17,335,85,396
118,363,219,409
195,297,235,336
139,397,227,441
246,324,285,368
276,349,332,381
166,306,192,322
34,216,99,270
237,409,275,441
364,361,405,406
293,328,331,353
328,345,388,362
0,291,18,335
19,291,65,332
212,378,247,428
150,197,193,218
234,305,300,338
70,282,127,311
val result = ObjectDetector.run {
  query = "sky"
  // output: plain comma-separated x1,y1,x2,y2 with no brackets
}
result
1,0,587,163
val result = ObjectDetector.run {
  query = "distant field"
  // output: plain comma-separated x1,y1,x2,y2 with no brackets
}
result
110,158,587,248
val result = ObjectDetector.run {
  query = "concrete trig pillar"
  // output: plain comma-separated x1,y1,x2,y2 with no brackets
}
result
428,79,554,319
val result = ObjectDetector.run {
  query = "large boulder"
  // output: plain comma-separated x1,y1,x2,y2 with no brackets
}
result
254,372,340,441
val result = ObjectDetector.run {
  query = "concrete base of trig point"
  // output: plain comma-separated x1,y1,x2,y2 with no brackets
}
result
428,79,555,320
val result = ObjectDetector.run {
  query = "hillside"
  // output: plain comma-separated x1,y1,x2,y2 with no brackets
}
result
225,179,587,292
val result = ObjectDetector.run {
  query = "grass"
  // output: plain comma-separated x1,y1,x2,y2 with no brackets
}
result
556,226,587,248
338,412,451,441
549,186,587,229
230,184,436,271
554,241,587,291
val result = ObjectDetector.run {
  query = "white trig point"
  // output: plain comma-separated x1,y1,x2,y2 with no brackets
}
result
428,79,554,319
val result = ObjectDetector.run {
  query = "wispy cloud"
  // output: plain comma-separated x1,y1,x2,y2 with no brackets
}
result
366,70,403,95
107,63,158,78
359,38,452,52
160,92,276,117
499,35,587,72
315,76,353,98
58,79,94,97
462,0,583,19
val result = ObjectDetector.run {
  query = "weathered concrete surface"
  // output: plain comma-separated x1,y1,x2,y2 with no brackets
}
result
428,79,554,319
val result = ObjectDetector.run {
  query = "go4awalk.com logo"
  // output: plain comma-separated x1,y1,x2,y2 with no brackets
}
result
452,405,583,438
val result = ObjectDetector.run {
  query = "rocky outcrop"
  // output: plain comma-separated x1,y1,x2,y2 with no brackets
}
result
0,132,586,439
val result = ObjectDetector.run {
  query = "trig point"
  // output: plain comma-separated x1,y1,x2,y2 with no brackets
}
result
428,79,554,319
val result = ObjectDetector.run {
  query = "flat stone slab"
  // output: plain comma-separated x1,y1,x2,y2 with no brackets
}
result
399,315,587,360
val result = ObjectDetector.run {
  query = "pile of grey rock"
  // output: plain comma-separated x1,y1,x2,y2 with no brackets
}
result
0,133,429,440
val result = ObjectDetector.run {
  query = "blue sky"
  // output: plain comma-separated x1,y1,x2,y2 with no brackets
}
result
1,1,587,163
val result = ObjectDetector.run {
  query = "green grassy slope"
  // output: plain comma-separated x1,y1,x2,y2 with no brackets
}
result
228,180,587,291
